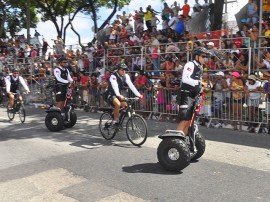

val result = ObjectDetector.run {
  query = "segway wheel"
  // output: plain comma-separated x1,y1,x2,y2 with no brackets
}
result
190,132,206,161
64,111,77,128
45,112,64,132
157,138,190,172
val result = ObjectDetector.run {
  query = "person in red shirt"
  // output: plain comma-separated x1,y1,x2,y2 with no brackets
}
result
181,0,190,17
134,70,147,89
78,72,90,105
160,56,175,75
233,31,243,48
205,55,219,70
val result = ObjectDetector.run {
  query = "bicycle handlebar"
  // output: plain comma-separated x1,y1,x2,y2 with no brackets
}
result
121,97,140,102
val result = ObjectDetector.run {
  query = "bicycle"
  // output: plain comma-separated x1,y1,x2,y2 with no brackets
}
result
6,92,26,123
99,97,148,146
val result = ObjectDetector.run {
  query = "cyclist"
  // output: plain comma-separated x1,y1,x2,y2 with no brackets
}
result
53,56,73,116
105,62,143,128
176,47,209,136
5,69,30,110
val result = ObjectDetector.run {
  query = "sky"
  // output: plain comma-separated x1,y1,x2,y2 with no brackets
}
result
18,0,248,48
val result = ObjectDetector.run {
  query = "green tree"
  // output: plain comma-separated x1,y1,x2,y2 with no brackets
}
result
0,0,38,38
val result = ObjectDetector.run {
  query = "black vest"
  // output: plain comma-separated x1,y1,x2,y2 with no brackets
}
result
10,75,20,93
108,72,126,96
0,78,5,87
190,61,203,81
55,67,68,84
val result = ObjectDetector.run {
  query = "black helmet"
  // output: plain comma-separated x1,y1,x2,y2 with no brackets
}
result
116,62,129,71
0,72,4,76
192,47,209,58
12,68,19,73
57,55,68,63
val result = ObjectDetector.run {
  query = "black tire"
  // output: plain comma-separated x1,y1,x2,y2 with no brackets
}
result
190,132,206,161
99,112,116,140
18,104,26,123
64,110,77,128
6,102,15,120
126,114,148,146
45,112,64,132
157,138,190,172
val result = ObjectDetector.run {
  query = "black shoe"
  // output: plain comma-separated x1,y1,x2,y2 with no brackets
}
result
112,122,121,130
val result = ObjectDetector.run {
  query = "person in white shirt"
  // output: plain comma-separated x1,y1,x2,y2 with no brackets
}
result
151,13,160,30
5,68,30,109
104,63,142,128
171,1,181,16
244,74,261,132
168,12,178,31
129,32,139,42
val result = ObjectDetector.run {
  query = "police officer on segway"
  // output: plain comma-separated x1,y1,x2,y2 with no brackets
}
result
157,47,209,172
45,56,76,132
53,56,73,116
176,47,209,136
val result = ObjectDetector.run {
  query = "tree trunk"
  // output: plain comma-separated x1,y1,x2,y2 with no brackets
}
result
0,1,6,38
0,9,6,37
211,0,224,31
70,23,84,47
91,0,119,44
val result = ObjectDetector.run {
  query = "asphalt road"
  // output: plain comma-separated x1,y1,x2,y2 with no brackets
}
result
0,106,269,202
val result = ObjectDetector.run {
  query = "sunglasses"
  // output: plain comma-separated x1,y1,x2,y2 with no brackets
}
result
200,55,207,58
13,72,19,74
62,61,68,63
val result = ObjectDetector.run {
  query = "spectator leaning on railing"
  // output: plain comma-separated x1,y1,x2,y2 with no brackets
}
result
230,71,244,131
244,74,261,133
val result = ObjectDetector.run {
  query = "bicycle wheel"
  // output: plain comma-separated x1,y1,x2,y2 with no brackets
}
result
18,104,26,123
99,112,116,140
6,102,15,120
126,114,148,146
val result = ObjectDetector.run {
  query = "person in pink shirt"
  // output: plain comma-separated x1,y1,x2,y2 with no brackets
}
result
30,46,37,61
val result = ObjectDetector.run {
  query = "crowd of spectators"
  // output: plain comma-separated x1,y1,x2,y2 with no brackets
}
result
0,0,270,132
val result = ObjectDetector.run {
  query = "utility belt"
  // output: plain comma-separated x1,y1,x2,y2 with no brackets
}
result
56,83,68,92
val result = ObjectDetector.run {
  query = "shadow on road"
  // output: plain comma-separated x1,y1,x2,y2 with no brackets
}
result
122,163,182,175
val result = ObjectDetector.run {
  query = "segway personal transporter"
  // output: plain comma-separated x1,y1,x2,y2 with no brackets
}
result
157,92,206,172
45,85,77,132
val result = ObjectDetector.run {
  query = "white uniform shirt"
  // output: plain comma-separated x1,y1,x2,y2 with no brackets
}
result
54,67,73,84
5,75,29,93
109,73,140,97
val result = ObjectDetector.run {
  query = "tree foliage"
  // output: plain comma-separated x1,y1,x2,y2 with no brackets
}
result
0,0,38,38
